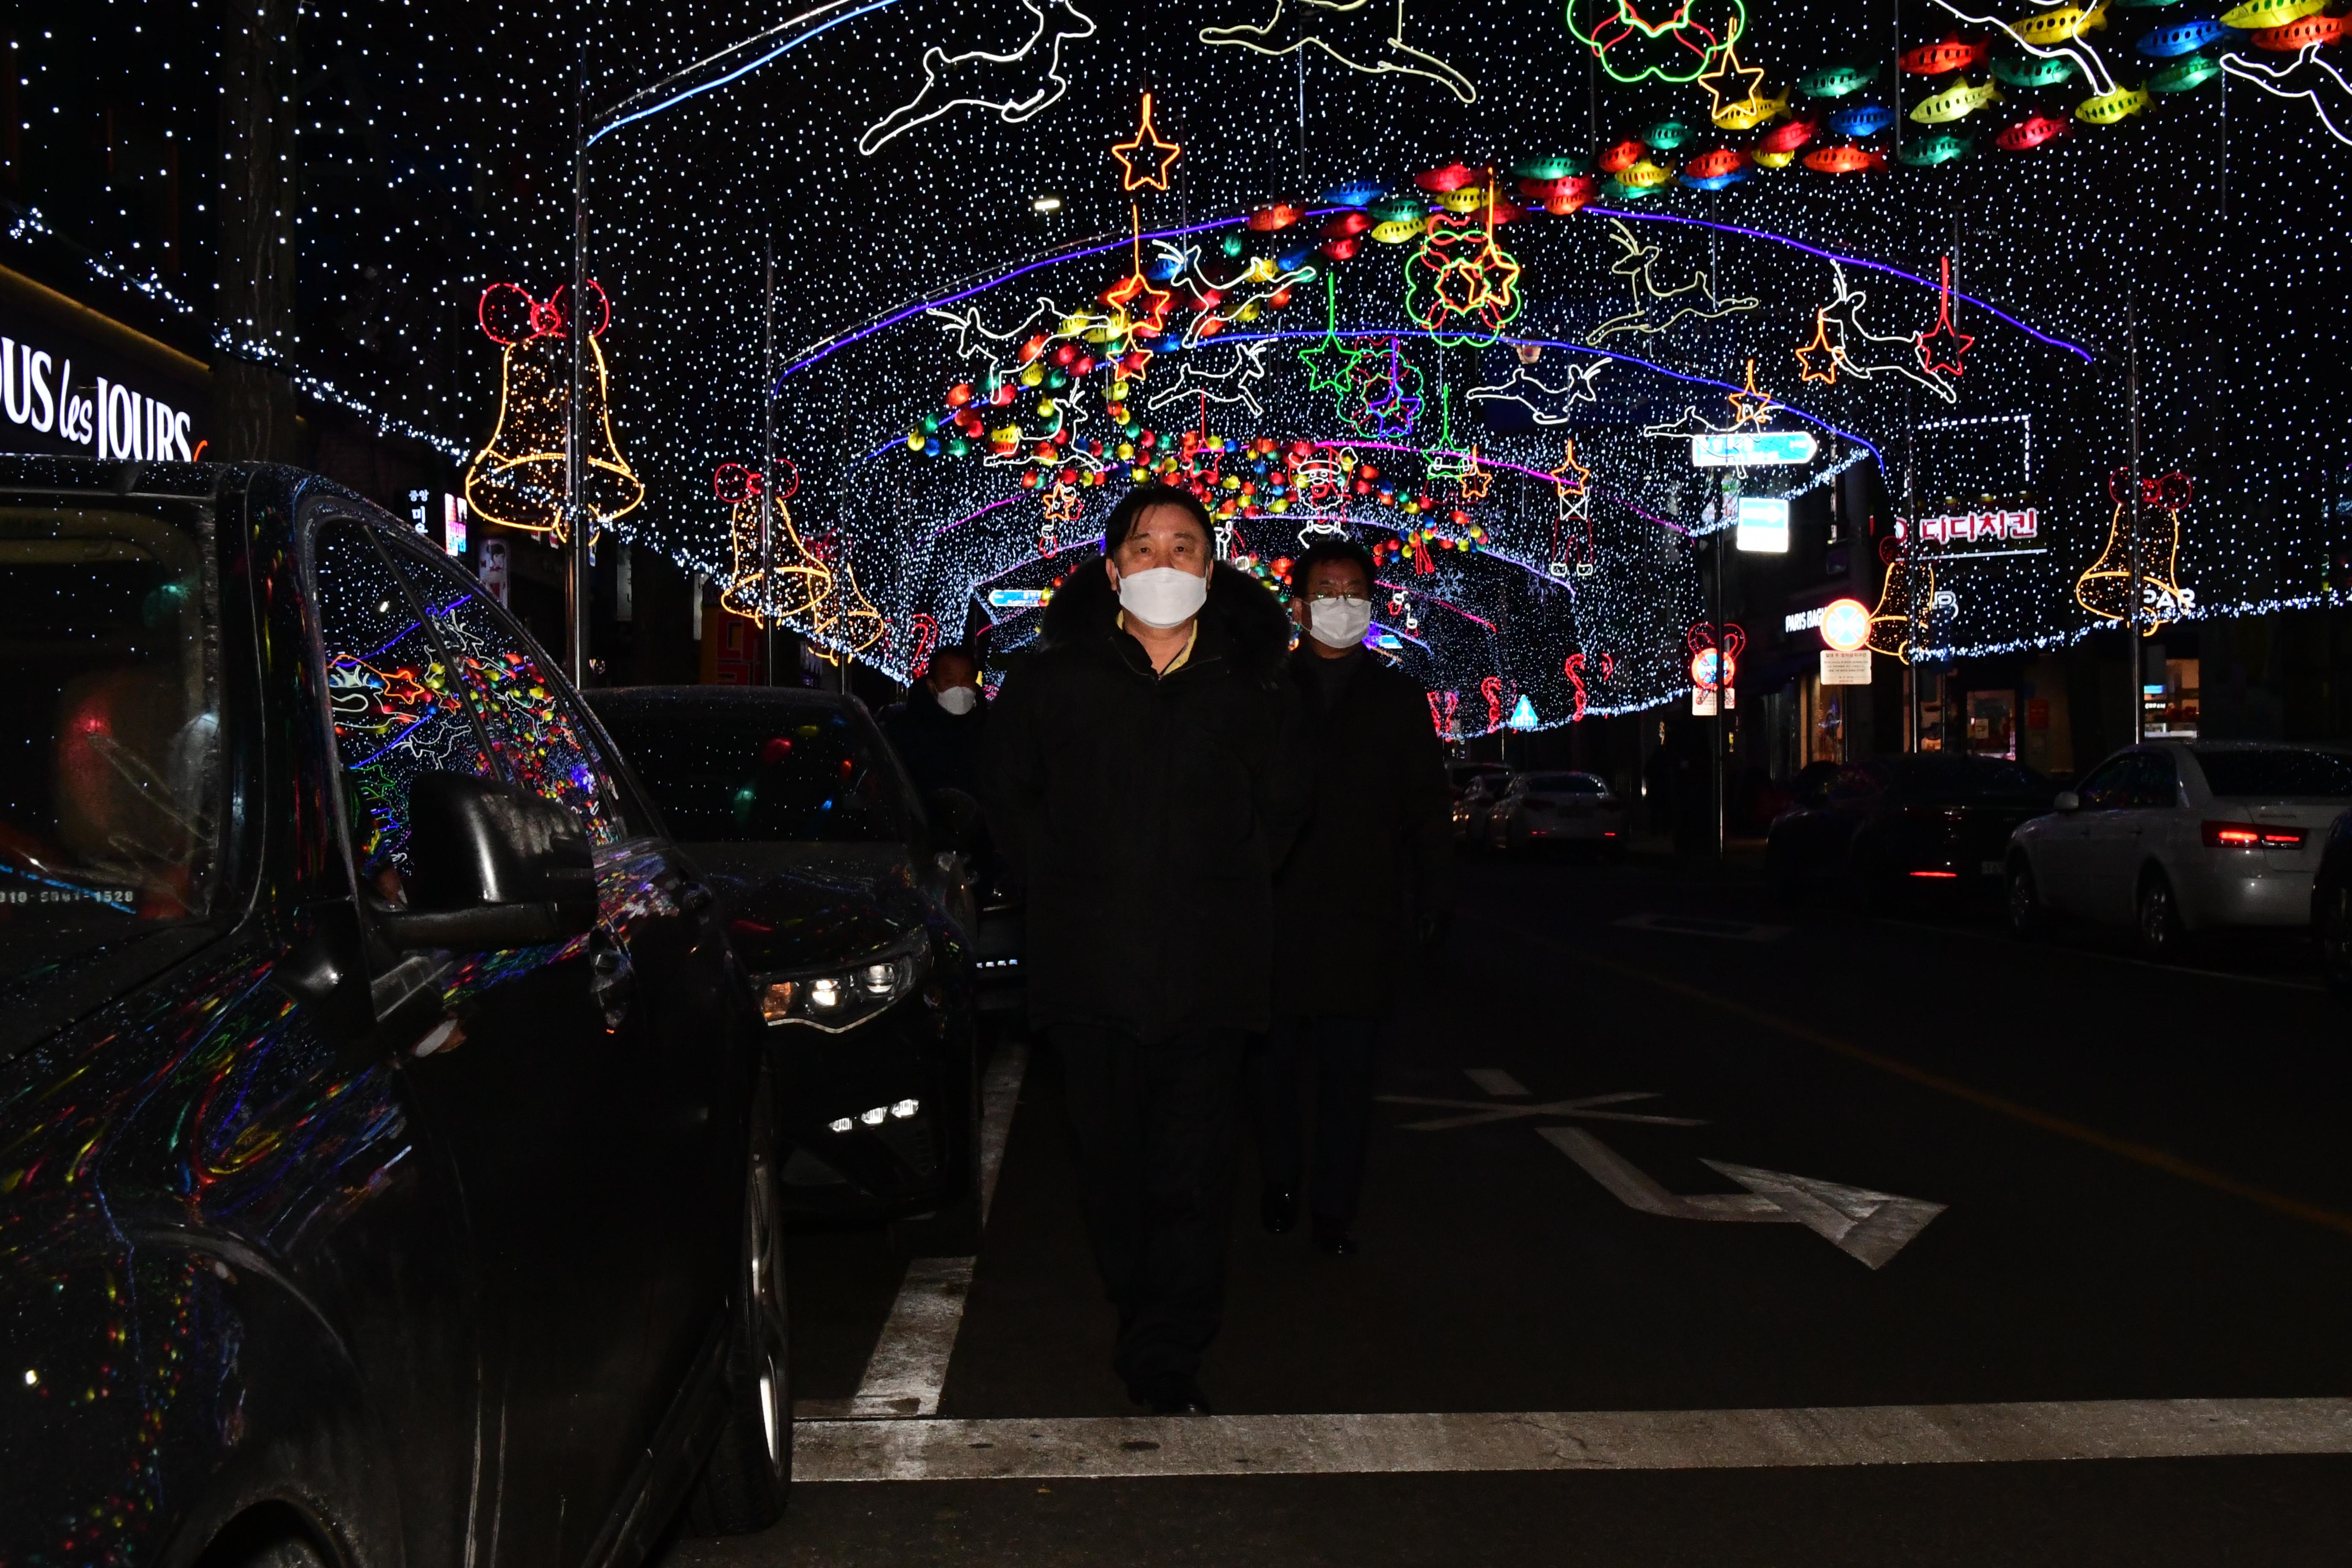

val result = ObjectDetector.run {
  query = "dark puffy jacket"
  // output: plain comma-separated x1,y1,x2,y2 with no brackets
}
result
1274,648,1456,1021
879,684,985,799
981,558,1309,1041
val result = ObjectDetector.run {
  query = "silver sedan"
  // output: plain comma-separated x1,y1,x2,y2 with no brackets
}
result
1489,770,1625,856
2005,741,2352,956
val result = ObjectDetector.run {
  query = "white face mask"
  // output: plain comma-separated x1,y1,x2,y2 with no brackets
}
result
1116,564,1209,629
1307,595,1373,650
935,683,978,716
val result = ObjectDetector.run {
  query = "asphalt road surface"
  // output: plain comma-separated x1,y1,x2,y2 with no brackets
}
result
661,850,2352,1566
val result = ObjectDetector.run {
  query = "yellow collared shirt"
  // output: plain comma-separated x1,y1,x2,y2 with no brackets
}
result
1117,610,1198,675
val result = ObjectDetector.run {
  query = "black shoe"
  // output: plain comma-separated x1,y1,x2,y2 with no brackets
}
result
1312,1217,1358,1256
1129,1376,1213,1416
1260,1186,1297,1236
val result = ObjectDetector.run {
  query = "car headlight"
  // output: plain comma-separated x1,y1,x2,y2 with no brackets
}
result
757,928,931,1032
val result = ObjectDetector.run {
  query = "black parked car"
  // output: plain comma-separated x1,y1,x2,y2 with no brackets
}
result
587,687,986,1252
1768,753,2059,905
0,459,788,1564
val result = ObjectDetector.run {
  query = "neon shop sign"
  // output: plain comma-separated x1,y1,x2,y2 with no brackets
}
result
1895,507,2038,545
2,332,199,461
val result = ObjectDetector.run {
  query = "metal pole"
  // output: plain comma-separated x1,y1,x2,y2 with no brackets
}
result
2126,303,2145,743
1904,386,1921,752
1711,476,1727,858
762,234,777,687
566,54,590,686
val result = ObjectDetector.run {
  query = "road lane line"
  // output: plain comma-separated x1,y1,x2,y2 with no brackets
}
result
1465,1068,1530,1097
1472,918,2352,1242
797,1039,1029,1421
794,1398,2352,1482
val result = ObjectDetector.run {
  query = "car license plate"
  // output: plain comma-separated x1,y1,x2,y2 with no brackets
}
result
1980,860,2003,875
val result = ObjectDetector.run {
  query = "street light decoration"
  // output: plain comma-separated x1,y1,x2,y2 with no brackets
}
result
463,282,642,545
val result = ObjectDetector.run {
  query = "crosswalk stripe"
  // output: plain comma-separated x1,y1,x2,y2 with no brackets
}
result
795,1398,2352,1483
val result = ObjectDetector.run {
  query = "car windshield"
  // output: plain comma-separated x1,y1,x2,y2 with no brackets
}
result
594,698,915,844
1523,773,1603,794
0,501,223,989
1888,755,2054,804
2194,748,2352,798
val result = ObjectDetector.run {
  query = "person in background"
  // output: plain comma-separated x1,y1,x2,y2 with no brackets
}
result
980,484,1308,1417
880,644,986,799
1252,538,1454,1257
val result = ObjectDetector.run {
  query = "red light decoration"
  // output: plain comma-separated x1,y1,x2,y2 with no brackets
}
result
1914,255,1975,377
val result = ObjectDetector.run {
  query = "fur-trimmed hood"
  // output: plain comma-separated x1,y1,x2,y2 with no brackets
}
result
1038,557,1294,681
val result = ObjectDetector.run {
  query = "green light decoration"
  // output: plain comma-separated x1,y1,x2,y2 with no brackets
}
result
1298,272,1373,409
1404,201,1525,348
1565,0,1748,85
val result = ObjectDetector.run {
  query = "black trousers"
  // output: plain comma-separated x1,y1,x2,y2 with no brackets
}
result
1246,1015,1377,1227
1051,1023,1246,1391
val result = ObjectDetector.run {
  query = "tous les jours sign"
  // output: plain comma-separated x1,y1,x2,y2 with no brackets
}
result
3,331,200,460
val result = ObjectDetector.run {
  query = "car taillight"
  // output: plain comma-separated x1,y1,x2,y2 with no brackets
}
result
1907,869,1960,879
2204,821,2305,849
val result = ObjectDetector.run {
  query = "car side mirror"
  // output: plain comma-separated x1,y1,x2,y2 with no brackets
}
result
378,772,598,951
2053,790,2081,813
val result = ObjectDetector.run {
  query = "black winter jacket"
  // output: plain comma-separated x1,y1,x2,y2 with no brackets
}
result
1272,648,1456,1021
981,558,1309,1041
879,685,985,799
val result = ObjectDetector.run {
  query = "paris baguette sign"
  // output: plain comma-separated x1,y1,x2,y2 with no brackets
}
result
2,307,205,462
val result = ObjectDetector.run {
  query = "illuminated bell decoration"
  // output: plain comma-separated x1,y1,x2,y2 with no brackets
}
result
2077,471,2197,633
715,460,832,627
463,282,643,545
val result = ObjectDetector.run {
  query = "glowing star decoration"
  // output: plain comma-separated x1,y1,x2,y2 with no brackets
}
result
858,0,1098,155
1725,359,1777,428
1569,0,1748,85
2077,470,2197,632
1404,188,1525,348
1042,480,1085,524
463,282,643,545
1199,0,1478,103
1465,361,1612,424
1794,308,1842,384
1547,436,1597,579
1299,273,1374,408
1345,338,1426,436
714,461,832,627
1697,22,1769,117
1111,92,1183,190
1592,219,1760,343
1914,256,1976,376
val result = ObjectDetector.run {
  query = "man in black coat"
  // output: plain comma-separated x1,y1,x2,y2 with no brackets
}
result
1251,537,1454,1255
980,483,1308,1415
879,644,986,799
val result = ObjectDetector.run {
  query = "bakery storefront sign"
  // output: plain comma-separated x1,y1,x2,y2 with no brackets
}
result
2,270,208,461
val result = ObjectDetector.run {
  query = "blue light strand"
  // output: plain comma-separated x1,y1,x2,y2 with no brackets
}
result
587,0,907,147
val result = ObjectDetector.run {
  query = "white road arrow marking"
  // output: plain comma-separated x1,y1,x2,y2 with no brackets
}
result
1464,1068,1529,1097
1542,1128,1945,1269
1704,1161,1949,1270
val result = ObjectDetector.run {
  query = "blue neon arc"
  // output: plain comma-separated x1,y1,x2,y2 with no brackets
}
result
773,210,1331,388
588,0,906,147
774,210,2080,389
1585,207,2096,363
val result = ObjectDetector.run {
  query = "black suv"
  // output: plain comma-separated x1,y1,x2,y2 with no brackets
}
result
588,686,987,1252
0,459,788,1564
